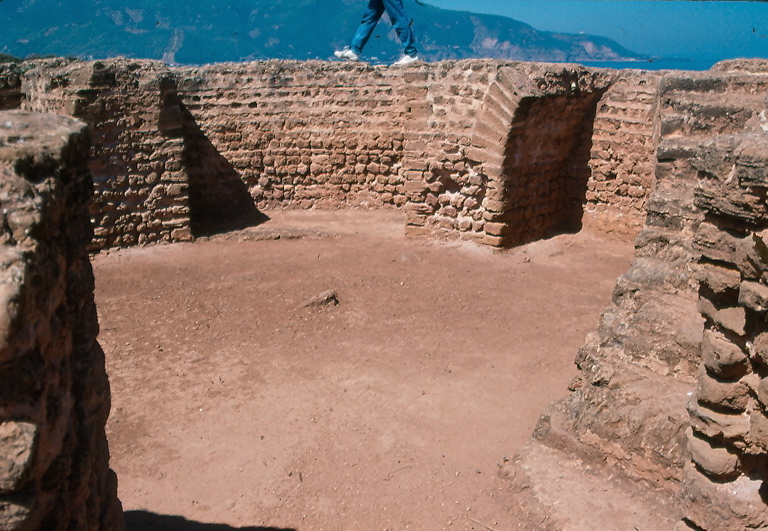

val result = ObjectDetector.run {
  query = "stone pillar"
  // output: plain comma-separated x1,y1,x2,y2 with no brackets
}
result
0,111,123,530
665,61,768,530
684,136,768,531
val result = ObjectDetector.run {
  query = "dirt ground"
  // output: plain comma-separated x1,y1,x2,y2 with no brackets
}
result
93,210,635,531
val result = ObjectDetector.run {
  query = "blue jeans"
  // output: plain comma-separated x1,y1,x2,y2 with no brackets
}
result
349,0,417,57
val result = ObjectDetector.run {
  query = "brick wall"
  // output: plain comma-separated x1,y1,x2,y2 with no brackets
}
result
585,70,660,237
403,63,615,246
174,60,410,231
0,111,122,530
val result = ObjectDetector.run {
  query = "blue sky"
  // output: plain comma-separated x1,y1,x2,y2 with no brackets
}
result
426,1,768,62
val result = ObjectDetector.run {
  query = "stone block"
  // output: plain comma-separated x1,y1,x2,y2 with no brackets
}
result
701,330,748,379
687,399,750,441
402,71,429,83
687,429,739,479
695,263,740,295
405,211,428,226
681,463,768,531
171,228,193,241
404,203,434,214
482,234,504,247
481,198,505,213
484,222,507,236
0,421,36,493
0,500,31,530
745,410,768,453
695,365,749,411
403,181,428,193
751,331,768,366
739,280,768,312
698,297,746,336
695,221,764,280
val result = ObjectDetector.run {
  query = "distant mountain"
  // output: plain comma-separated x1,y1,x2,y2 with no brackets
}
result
0,0,646,65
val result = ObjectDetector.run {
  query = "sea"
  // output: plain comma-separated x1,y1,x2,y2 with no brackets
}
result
578,58,723,72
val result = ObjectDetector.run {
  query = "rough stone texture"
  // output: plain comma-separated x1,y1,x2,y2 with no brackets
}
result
0,64,22,111
20,58,192,251
0,111,122,530
677,63,768,531
174,61,411,220
405,63,614,247
505,60,768,531
1,56,765,529
3,58,657,249
584,70,660,238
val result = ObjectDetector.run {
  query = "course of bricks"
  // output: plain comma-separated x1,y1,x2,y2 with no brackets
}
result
586,70,661,237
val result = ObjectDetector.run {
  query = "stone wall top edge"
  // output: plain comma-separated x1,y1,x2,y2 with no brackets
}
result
17,55,768,80
13,55,682,75
0,110,87,165
14,56,749,85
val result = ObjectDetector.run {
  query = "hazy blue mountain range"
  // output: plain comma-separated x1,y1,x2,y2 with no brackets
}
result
0,0,646,65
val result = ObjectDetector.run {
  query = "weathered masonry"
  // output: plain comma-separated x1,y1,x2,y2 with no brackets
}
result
1,58,656,250
0,111,123,530
0,57,766,530
511,59,768,531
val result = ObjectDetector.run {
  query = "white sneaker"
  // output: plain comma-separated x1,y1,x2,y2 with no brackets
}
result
392,54,419,66
334,48,359,62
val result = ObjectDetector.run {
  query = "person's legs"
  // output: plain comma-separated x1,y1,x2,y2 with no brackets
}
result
382,0,417,56
349,0,386,55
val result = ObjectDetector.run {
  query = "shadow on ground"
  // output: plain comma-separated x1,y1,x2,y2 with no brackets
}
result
125,511,297,531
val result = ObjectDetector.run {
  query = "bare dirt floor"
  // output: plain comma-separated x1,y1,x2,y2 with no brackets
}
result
94,210,635,531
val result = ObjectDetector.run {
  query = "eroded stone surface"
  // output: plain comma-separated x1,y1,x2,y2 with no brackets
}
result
507,59,768,531
0,421,35,493
0,111,122,530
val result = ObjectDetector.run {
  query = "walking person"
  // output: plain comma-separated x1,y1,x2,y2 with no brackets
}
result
335,0,419,66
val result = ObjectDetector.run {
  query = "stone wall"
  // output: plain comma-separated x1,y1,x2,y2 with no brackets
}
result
0,64,22,111
585,70,660,237
672,60,768,531
3,58,659,249
174,61,409,218
2,57,768,529
20,58,192,251
506,59,768,531
0,111,122,530
403,63,615,246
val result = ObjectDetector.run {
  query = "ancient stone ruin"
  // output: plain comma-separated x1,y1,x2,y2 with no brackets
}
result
0,56,766,530
0,111,122,530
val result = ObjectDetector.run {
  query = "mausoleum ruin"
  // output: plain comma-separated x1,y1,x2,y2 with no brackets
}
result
0,56,767,530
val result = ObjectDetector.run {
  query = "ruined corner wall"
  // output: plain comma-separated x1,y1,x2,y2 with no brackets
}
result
669,60,768,531
399,61,503,245
403,62,619,247
20,58,192,251
0,111,122,530
508,60,768,531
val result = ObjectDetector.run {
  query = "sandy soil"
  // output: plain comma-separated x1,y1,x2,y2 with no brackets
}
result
93,211,635,531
